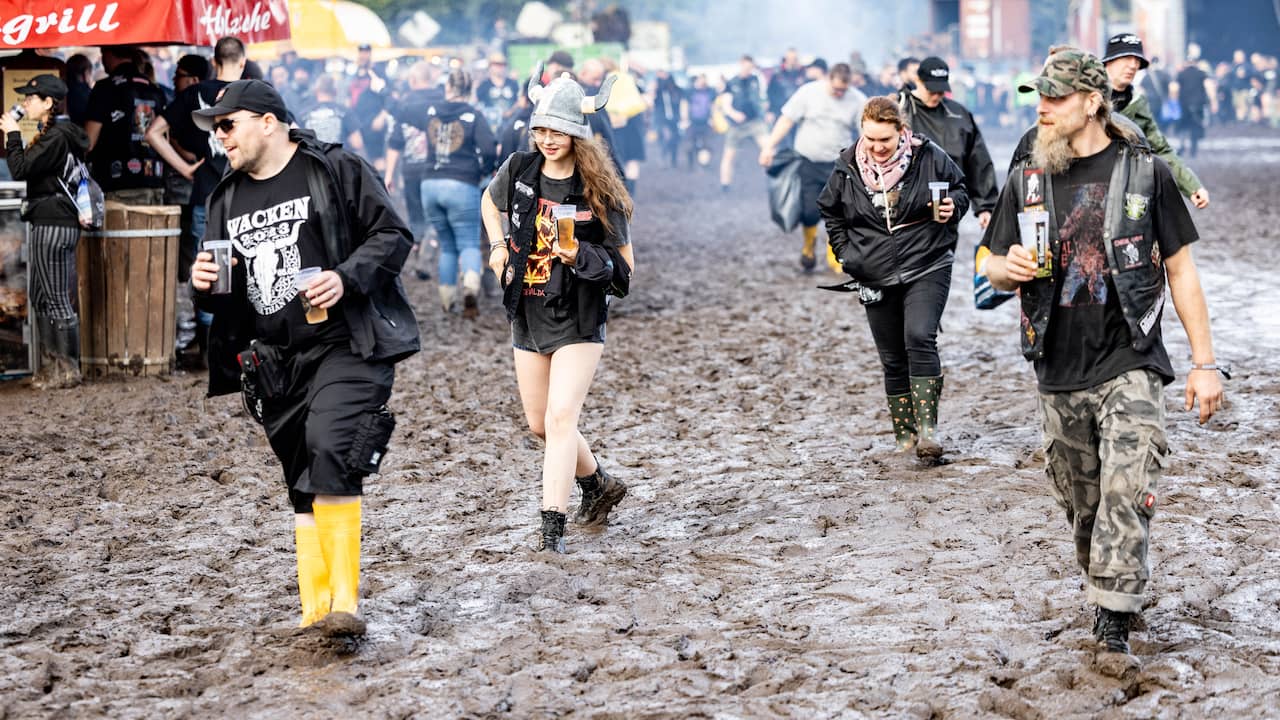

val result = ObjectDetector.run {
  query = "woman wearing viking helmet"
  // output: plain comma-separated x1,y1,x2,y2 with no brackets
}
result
480,69,635,553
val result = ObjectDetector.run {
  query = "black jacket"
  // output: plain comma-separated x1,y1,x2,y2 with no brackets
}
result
417,100,497,185
197,129,420,397
818,136,969,287
898,92,998,216
6,122,89,227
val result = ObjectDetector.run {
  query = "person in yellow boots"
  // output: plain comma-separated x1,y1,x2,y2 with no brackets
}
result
759,63,867,273
188,80,419,636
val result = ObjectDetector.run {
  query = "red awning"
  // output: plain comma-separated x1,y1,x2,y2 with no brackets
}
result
0,0,291,49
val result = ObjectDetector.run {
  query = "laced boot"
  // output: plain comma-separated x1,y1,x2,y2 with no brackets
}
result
573,462,627,527
539,509,567,553
1094,607,1133,654
910,375,945,459
886,393,918,452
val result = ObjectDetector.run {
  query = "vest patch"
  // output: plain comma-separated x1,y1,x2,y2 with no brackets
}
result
1124,192,1149,220
1113,235,1145,271
1023,168,1044,207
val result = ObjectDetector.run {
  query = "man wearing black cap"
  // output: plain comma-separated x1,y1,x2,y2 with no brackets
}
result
898,56,998,228
188,79,419,637
1102,33,1209,209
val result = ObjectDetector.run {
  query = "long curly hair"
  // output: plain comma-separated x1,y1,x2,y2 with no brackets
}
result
570,134,632,237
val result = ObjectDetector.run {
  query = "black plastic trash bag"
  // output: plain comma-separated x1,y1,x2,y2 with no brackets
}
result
766,148,804,233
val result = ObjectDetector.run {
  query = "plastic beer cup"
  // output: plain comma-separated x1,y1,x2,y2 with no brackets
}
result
295,266,328,324
552,204,577,252
203,240,233,295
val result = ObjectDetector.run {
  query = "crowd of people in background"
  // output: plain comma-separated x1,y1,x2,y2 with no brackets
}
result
4,37,1275,378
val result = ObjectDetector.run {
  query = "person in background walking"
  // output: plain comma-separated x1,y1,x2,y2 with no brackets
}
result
417,69,497,317
718,55,768,191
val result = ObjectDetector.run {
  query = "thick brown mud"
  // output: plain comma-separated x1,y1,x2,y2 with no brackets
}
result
2,128,1279,718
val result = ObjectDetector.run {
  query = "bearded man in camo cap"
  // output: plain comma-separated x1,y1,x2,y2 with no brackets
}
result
978,47,1224,656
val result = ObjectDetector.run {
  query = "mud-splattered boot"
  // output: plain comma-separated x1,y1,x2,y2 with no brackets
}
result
539,509,567,553
573,463,627,527
910,376,944,459
1094,607,1133,654
887,393,918,452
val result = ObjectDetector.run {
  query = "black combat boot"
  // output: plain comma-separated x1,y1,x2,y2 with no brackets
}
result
1094,607,1133,654
538,509,566,553
573,462,627,527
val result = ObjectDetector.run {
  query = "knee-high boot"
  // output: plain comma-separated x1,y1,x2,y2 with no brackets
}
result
910,376,944,458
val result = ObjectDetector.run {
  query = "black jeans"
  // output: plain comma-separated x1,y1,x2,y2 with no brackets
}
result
863,265,951,395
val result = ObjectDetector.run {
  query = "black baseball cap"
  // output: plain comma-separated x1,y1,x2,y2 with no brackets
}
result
191,79,288,131
917,56,950,92
15,74,68,100
1101,33,1149,69
807,57,828,73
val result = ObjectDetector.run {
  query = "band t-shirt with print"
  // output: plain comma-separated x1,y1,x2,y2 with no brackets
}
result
226,150,349,350
1030,142,1194,391
489,159,630,345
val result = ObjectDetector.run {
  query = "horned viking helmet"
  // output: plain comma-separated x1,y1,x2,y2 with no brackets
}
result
527,64,616,140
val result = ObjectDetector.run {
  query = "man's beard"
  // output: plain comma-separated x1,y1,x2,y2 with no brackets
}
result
1032,123,1075,174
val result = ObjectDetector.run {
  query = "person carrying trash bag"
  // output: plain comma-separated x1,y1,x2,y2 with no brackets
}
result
818,96,967,458
759,63,866,273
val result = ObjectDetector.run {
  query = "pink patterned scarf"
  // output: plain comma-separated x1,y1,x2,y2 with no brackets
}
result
855,129,916,192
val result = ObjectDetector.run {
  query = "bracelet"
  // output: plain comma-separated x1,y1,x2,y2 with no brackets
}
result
488,242,506,254
1190,362,1231,379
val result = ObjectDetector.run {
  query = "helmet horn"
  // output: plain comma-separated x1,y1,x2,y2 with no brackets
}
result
581,73,617,115
527,62,546,103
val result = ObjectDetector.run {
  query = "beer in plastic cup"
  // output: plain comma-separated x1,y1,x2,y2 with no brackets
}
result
295,266,328,324
928,182,949,222
1017,210,1052,278
204,240,233,295
552,204,577,253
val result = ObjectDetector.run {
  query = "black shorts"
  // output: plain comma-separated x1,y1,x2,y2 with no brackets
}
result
511,301,605,355
799,158,835,228
260,342,395,513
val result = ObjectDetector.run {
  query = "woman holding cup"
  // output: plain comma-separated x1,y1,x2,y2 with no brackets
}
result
480,70,634,553
818,96,968,458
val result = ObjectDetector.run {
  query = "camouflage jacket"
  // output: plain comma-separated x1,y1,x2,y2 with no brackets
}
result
1114,87,1203,198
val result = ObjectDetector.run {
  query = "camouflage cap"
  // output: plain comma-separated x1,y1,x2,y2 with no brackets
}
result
1018,48,1110,98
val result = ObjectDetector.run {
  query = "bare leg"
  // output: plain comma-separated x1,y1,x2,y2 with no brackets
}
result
514,347,600,480
541,343,604,511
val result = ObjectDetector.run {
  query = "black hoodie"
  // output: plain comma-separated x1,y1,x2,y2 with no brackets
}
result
5,121,90,227
415,100,497,185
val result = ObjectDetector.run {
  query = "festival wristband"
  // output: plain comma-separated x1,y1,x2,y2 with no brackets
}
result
1190,363,1231,379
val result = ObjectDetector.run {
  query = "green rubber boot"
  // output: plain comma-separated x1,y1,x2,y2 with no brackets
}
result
910,376,944,459
887,393,918,452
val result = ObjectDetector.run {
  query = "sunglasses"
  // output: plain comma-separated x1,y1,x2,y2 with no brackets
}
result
211,114,261,134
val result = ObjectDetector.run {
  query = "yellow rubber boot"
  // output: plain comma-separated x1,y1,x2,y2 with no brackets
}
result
312,498,365,636
294,521,331,628
800,226,818,271
825,240,842,273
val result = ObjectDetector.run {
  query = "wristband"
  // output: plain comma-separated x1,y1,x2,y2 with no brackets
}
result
1190,363,1231,379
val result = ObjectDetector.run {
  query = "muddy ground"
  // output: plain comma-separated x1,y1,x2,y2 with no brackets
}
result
2,126,1279,719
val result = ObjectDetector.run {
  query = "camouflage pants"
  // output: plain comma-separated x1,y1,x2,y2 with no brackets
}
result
1038,369,1168,613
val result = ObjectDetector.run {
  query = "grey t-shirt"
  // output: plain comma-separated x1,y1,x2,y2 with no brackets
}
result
782,80,867,163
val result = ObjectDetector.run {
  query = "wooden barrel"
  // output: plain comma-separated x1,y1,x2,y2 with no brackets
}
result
77,202,181,378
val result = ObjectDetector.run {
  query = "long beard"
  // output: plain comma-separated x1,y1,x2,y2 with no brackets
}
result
1032,124,1075,174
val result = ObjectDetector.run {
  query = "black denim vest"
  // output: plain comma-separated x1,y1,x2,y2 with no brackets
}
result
1009,141,1161,360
